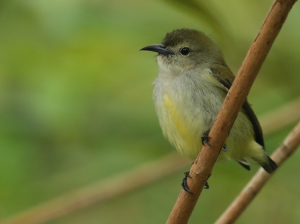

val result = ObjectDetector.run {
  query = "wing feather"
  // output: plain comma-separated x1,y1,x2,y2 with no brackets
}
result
210,66,265,148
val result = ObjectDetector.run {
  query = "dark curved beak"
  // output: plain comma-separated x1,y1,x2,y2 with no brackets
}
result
140,44,173,56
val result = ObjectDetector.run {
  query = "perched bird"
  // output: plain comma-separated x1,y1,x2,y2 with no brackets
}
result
140,28,277,192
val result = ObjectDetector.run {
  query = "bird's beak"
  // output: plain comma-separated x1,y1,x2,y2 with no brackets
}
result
140,44,174,56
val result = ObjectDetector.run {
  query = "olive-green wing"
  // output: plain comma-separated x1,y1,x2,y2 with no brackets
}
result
210,67,265,148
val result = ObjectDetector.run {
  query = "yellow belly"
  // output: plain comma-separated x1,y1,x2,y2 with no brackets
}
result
162,93,265,163
163,94,201,159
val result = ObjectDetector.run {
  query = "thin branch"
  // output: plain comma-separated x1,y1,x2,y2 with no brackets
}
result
2,154,189,224
260,96,300,135
215,120,300,224
2,98,299,224
166,0,297,223
3,1,297,224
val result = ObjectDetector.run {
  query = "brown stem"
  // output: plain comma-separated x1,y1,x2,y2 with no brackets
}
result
166,0,297,223
2,97,299,224
2,154,189,224
215,121,300,224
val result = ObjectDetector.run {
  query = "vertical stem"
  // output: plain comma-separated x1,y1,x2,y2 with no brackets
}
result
215,121,300,224
166,0,297,223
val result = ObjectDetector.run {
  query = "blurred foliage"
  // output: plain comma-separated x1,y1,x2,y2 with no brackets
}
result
163,0,229,40
0,0,300,223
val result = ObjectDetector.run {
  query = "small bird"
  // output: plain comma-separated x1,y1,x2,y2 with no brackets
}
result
140,28,277,192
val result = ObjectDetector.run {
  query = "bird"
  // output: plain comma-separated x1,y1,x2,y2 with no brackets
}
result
140,28,277,193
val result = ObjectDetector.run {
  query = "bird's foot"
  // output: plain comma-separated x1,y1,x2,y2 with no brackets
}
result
202,130,227,152
181,171,209,193
204,181,209,189
181,171,193,194
201,130,212,147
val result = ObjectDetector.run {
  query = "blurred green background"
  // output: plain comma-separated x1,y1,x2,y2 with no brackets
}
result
1,0,300,223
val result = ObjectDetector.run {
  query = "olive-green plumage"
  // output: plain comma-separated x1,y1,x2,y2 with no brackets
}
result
141,28,277,173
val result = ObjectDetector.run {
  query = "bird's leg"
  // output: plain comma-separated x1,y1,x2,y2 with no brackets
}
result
202,129,228,152
181,171,193,194
201,130,212,147
181,171,209,193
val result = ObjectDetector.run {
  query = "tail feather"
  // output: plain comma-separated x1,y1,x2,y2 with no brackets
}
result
261,156,277,174
238,160,251,171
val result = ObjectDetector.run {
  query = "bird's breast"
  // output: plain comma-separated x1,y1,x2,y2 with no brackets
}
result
163,93,194,144
154,75,214,158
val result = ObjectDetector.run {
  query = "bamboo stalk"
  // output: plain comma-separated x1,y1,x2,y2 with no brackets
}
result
166,0,297,223
215,120,300,224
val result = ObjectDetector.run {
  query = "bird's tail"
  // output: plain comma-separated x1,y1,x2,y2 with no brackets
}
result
260,156,277,174
247,141,278,174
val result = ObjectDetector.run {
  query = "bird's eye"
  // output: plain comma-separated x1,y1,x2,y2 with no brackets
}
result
180,47,190,56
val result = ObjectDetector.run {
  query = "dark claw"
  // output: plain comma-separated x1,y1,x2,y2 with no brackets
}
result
181,172,210,193
204,182,209,189
201,130,212,147
181,171,193,194
222,143,228,152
